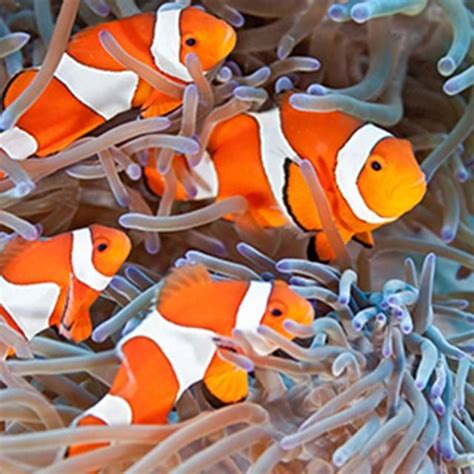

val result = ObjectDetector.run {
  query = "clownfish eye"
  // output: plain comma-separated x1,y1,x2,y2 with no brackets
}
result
271,308,283,317
185,37,197,47
371,161,382,171
97,243,108,252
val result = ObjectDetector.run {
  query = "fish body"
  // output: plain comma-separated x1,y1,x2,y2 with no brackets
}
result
0,225,131,344
145,93,427,261
68,264,313,457
0,6,236,160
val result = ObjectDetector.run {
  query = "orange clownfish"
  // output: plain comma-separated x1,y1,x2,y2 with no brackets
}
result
0,5,236,160
0,225,131,345
145,93,427,261
68,264,313,458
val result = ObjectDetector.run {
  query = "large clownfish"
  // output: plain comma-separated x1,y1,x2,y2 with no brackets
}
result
67,264,313,458
0,5,236,160
145,93,427,261
0,225,131,346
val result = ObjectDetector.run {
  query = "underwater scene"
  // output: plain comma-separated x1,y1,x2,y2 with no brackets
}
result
0,0,472,472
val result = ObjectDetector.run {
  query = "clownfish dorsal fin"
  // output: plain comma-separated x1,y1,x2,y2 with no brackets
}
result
0,237,35,273
158,263,212,308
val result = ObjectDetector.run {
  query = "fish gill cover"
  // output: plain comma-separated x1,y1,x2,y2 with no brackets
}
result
0,0,472,472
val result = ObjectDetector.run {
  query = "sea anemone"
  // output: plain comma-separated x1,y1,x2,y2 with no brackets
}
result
0,0,472,472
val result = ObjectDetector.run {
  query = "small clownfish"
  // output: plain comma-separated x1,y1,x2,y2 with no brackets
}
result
0,225,131,346
67,264,313,458
145,93,427,261
0,6,236,160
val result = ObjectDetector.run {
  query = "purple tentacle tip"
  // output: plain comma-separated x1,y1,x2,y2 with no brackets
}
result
338,296,349,305
415,380,425,390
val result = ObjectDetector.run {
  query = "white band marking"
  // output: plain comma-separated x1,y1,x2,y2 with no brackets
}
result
0,126,38,160
0,276,60,340
250,109,301,230
54,53,139,120
335,124,396,224
71,228,112,291
235,281,276,355
151,7,193,83
84,394,133,426
120,309,217,399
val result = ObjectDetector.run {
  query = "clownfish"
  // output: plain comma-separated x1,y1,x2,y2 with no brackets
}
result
145,93,427,261
0,225,131,345
0,5,236,160
67,264,313,458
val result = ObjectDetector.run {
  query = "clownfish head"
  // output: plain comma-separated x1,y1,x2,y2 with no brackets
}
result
358,137,427,220
152,5,237,83
89,224,132,277
57,225,131,343
247,280,313,355
335,124,427,226
262,280,314,329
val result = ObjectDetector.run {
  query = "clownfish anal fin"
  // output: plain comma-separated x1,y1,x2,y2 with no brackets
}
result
203,357,248,406
353,231,374,249
0,237,33,272
158,264,212,307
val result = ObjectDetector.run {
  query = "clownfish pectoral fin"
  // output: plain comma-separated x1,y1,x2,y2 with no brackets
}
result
353,231,374,249
140,89,182,118
59,305,92,343
203,360,249,406
59,276,93,343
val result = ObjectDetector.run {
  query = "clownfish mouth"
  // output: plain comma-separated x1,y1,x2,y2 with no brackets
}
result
394,171,426,189
405,175,427,192
413,175,427,186
246,331,279,356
